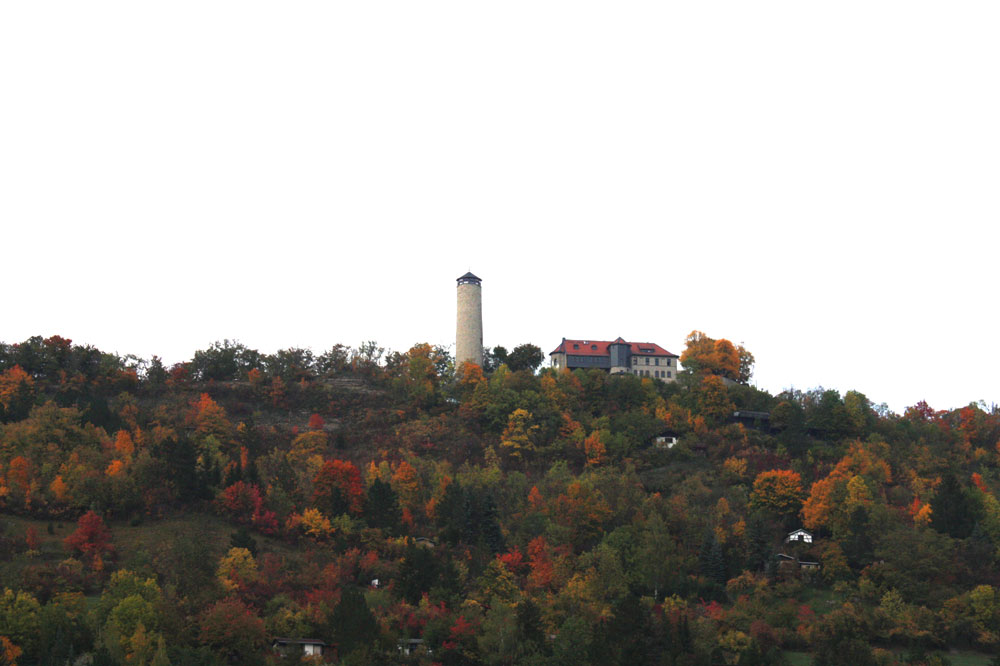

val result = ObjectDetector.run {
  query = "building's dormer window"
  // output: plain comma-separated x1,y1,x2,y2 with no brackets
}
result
591,344,597,350
573,344,579,350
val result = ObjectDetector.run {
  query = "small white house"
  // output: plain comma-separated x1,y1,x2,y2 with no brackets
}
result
399,638,431,656
272,638,328,658
785,529,813,544
653,435,678,449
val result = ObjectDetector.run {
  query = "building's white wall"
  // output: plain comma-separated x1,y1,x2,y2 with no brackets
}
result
629,355,677,382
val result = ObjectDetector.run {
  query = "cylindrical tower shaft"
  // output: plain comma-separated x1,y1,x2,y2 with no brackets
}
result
456,272,483,368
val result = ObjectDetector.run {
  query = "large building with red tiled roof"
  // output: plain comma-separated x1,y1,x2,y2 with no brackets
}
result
549,337,679,380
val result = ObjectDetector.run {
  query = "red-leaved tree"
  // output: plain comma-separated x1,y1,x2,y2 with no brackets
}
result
216,482,277,535
312,460,364,516
199,598,267,664
64,510,114,566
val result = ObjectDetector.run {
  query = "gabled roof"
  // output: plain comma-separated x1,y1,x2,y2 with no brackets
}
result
549,338,678,357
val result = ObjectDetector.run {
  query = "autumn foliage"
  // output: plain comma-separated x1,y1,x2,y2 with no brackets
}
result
749,469,805,516
680,330,753,383
64,510,114,564
312,459,364,516
4,332,1000,662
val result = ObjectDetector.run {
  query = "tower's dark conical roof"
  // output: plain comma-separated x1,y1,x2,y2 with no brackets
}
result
457,272,482,283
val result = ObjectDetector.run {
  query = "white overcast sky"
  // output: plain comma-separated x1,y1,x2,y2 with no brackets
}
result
2,2,998,414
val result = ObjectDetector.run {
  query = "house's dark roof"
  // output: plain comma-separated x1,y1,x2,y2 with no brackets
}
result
549,338,678,358
273,638,328,646
734,410,770,420
457,272,481,283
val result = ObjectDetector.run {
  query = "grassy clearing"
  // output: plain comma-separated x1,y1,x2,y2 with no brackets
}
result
783,650,996,666
797,586,842,615
784,652,812,666
0,510,303,584
0,513,75,583
943,652,995,666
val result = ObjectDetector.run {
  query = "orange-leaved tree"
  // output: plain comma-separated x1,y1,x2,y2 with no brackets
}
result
680,331,754,383
1,636,22,666
801,442,892,531
189,393,232,442
391,461,421,512
0,365,34,419
749,470,806,517
113,430,135,458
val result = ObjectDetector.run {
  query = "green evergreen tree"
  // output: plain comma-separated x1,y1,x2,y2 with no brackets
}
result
229,526,258,557
745,512,773,572
365,478,401,532
931,473,978,539
328,587,378,659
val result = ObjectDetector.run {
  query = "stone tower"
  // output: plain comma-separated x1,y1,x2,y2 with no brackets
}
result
456,272,484,368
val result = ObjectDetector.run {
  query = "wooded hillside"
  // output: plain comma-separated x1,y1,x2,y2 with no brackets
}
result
1,334,999,666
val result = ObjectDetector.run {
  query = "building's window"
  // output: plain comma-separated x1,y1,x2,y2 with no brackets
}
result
667,371,672,378
591,344,597,350
655,358,660,366
645,358,649,365
573,344,579,350
632,357,637,366
666,358,671,366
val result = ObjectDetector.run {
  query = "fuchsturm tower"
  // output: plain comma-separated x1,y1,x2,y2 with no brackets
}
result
456,272,484,368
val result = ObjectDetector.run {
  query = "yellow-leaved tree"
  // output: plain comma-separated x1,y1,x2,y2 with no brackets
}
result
217,547,258,592
500,409,537,463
